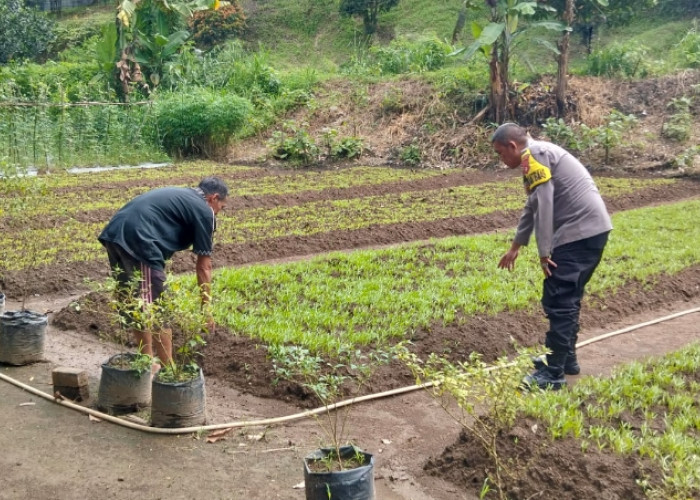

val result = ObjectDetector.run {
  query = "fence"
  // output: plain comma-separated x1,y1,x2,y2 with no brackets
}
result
26,0,108,12
0,100,167,171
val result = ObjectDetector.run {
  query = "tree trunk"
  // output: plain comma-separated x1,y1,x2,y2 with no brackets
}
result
500,36,510,121
452,7,467,44
489,44,504,123
556,0,575,118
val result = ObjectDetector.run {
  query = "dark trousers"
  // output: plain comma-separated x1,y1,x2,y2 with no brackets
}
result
541,231,609,354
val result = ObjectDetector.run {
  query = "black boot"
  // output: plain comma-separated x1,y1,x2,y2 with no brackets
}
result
565,335,580,375
523,350,567,391
533,334,580,376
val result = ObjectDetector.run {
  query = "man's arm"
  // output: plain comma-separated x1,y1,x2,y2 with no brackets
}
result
195,254,215,333
195,254,213,304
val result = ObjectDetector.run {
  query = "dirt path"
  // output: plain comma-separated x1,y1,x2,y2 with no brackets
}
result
2,293,699,500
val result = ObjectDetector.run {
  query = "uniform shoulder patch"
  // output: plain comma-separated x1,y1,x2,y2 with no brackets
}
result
520,148,551,192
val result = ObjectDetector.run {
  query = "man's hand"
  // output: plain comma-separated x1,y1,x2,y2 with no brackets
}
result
540,256,557,277
498,248,519,271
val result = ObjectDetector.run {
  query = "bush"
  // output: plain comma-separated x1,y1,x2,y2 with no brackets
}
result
583,42,654,79
0,0,56,64
188,2,247,51
0,61,105,101
662,97,693,143
155,88,252,157
267,121,319,166
672,23,700,69
341,37,453,76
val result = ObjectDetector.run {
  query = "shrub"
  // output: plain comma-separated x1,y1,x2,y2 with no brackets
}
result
0,0,56,64
672,23,700,69
341,37,453,76
399,141,422,166
188,2,247,51
0,61,105,101
662,97,693,143
583,42,653,79
267,121,319,166
154,88,252,157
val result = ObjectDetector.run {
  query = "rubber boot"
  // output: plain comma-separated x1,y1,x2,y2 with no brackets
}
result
565,335,580,375
523,350,567,391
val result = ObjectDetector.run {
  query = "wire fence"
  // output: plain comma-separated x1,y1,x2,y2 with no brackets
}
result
0,99,167,172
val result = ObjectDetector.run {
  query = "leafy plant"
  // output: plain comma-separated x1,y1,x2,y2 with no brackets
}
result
672,21,700,68
398,141,422,166
672,145,700,170
188,2,246,50
401,348,542,499
583,41,654,79
268,121,319,166
0,174,49,310
582,110,638,164
662,97,693,143
155,276,210,383
320,128,364,160
332,136,364,159
99,273,155,375
268,343,400,470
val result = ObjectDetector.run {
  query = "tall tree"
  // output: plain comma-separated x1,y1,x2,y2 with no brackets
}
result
114,0,216,99
544,0,657,53
339,0,400,38
555,0,575,117
459,0,561,122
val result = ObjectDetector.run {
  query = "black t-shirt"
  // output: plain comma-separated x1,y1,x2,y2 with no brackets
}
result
99,187,215,270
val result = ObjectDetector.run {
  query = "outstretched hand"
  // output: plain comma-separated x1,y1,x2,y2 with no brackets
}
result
498,249,519,271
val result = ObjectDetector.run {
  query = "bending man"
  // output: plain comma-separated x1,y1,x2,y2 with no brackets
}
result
98,176,228,365
494,123,612,390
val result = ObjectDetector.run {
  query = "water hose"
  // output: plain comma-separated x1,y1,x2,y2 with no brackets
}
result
1,305,699,435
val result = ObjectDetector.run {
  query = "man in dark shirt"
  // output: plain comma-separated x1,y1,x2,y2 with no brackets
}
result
98,176,228,366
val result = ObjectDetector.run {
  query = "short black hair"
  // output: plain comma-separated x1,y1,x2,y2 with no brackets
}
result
199,176,228,199
491,123,527,146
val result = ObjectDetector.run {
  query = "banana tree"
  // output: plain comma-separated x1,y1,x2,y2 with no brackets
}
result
456,0,563,122
114,0,217,99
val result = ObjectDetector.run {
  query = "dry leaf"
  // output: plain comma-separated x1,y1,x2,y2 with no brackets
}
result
292,482,305,489
206,428,234,443
381,439,392,445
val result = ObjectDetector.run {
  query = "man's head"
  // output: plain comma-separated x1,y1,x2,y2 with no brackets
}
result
491,123,528,169
199,176,228,214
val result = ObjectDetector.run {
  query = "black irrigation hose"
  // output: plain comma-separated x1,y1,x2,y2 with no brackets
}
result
1,305,699,435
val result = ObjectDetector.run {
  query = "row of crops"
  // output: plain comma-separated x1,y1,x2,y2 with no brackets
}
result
0,164,678,272
187,198,699,355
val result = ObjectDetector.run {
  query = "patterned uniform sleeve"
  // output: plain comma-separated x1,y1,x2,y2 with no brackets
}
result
192,209,215,256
